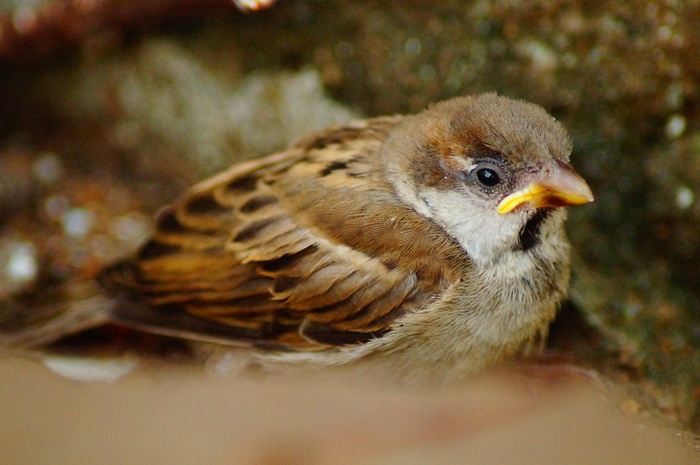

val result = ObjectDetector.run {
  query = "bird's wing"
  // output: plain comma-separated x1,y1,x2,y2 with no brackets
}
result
100,117,467,349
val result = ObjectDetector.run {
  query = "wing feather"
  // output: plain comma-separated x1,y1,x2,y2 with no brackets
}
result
100,117,469,349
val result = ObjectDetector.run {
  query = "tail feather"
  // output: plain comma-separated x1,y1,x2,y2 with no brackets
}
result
0,282,115,348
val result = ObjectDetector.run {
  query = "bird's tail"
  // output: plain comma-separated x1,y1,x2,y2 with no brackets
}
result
0,281,115,348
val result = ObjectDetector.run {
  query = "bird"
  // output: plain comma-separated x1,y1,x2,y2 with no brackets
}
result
0,93,593,384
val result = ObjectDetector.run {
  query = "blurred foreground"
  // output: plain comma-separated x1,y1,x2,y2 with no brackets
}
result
0,355,696,465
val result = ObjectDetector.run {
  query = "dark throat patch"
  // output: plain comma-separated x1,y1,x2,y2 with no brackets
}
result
517,208,552,251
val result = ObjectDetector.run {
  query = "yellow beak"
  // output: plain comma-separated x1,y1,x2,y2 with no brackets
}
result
497,160,594,215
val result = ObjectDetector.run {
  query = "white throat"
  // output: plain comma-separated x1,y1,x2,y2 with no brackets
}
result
415,187,525,267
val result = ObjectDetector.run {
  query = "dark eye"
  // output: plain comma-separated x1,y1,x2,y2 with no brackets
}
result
476,168,501,187
464,159,511,194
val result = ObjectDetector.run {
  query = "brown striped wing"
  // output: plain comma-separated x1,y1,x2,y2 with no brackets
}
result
100,118,465,349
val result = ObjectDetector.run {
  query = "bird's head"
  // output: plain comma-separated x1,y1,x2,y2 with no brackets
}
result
384,93,593,265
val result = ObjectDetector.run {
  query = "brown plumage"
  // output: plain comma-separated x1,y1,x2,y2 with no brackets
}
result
1,94,593,383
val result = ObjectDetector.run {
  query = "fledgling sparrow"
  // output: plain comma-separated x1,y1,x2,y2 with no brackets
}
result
1,94,593,384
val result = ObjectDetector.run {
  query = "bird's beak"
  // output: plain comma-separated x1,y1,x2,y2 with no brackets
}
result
497,160,594,214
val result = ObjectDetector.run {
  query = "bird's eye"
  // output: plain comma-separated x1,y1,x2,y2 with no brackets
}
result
476,168,500,187
464,159,510,195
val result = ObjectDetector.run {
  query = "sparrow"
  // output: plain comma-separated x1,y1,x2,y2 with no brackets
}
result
0,94,593,384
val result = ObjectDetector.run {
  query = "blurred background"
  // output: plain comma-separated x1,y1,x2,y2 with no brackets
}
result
0,0,699,462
